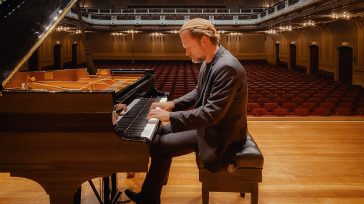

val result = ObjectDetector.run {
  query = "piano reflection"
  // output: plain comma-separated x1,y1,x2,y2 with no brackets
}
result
0,1,167,204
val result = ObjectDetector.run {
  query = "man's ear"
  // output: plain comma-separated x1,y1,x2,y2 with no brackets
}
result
201,36,207,46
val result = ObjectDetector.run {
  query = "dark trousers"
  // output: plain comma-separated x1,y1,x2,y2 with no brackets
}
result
140,124,198,203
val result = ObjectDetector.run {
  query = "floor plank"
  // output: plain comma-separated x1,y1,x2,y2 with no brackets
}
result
1,121,364,203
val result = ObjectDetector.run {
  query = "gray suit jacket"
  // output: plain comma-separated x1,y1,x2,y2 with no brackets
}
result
170,46,248,172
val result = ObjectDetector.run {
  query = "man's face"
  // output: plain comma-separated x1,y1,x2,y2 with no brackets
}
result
180,30,206,63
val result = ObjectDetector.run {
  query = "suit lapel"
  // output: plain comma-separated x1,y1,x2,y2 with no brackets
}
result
195,46,226,107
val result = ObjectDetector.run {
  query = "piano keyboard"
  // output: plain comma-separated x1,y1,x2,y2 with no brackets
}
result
115,97,168,142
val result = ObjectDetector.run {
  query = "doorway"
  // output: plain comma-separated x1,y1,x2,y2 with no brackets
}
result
338,46,353,84
275,43,280,66
53,44,62,69
28,49,39,71
289,44,296,70
309,45,319,75
72,43,78,66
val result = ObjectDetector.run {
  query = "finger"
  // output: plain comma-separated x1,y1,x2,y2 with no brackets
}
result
121,104,127,111
150,104,156,110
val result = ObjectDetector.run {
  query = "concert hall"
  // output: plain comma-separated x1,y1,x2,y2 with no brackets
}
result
0,0,363,203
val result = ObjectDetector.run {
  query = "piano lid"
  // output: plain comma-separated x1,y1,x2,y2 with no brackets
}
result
0,0,78,90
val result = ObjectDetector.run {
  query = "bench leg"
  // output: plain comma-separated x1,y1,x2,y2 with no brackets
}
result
202,184,209,204
240,192,245,197
251,183,259,204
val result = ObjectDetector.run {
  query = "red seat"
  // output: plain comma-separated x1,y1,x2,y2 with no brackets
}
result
312,93,326,99
256,98,270,105
292,108,310,116
334,107,353,116
247,103,260,112
291,97,305,105
251,108,269,116
319,102,335,110
300,102,316,111
265,93,276,99
273,97,286,105
355,107,364,115
282,102,297,112
307,98,322,104
263,103,279,111
298,94,310,99
282,93,295,99
338,102,354,108
311,107,330,116
272,108,290,116
323,98,339,104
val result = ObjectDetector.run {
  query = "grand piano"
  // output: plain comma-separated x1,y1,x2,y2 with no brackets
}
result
0,1,167,203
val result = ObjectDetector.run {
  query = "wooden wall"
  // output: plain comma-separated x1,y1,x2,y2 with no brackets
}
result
28,17,364,87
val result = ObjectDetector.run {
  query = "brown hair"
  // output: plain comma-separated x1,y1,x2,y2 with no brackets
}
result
180,18,220,45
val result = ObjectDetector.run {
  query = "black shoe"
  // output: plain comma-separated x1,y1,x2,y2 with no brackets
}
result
125,189,142,203
124,189,160,204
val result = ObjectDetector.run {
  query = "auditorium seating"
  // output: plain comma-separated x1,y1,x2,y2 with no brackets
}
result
97,60,364,117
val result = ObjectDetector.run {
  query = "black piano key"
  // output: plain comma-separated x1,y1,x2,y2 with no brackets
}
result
116,97,163,139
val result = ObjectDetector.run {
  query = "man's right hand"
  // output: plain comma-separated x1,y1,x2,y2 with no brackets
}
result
150,101,175,111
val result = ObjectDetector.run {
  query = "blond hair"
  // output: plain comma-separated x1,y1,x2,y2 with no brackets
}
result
180,18,220,45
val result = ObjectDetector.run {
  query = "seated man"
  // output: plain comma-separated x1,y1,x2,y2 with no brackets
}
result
124,18,248,204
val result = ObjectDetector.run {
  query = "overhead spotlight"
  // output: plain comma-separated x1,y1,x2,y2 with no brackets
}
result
127,30,139,34
151,32,163,37
169,30,179,34
279,25,293,32
342,12,351,19
330,12,352,20
302,20,315,27
111,32,124,36
266,29,277,34
56,26,69,32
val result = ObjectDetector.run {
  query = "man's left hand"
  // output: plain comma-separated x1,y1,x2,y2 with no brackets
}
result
147,108,171,122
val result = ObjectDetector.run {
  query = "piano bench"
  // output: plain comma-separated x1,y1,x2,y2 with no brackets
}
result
197,133,264,204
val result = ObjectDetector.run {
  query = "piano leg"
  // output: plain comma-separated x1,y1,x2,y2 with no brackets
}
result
103,174,123,204
73,187,82,204
103,177,111,204
48,188,80,204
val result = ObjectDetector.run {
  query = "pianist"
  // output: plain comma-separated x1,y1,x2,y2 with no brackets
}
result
124,18,248,204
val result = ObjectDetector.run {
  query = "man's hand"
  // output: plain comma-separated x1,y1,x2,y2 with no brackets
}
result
148,108,171,122
150,101,175,112
112,103,128,125
114,103,128,113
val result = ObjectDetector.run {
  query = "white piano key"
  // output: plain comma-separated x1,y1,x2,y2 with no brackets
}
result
116,98,140,122
140,97,167,140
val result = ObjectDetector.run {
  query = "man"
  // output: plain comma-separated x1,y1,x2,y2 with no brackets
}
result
124,18,248,204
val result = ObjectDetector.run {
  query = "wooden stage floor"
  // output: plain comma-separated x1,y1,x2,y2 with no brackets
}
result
1,120,364,203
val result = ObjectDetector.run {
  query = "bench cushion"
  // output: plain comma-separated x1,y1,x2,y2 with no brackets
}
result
235,133,264,169
197,132,264,169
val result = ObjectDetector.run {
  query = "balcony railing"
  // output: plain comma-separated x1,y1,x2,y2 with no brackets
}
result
66,0,316,26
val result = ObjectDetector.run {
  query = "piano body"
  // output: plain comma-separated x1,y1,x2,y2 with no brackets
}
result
0,1,167,203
